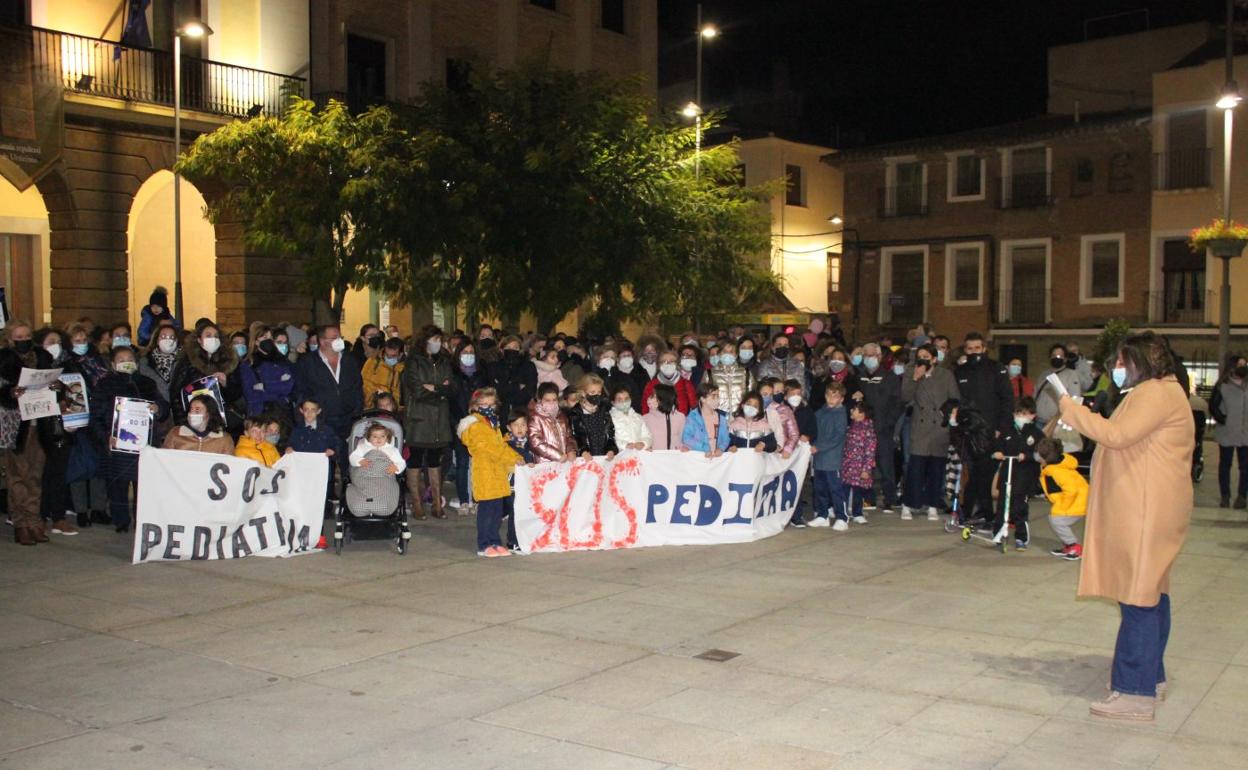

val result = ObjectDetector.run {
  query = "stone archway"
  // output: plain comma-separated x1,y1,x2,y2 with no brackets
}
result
0,173,52,325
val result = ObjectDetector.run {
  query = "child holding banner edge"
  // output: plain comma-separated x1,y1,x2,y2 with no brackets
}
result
458,387,522,557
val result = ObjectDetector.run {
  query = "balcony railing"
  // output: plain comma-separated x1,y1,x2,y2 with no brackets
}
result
878,291,927,327
8,24,304,119
1147,290,1212,325
996,289,1049,326
1153,148,1212,190
999,173,1052,209
877,184,930,218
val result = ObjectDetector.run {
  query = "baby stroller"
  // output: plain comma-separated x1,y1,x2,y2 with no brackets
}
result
334,409,411,555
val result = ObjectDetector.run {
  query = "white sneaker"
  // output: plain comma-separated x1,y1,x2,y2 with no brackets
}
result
862,503,878,512
900,506,914,521
448,498,463,510
852,515,868,525
926,507,940,521
831,519,849,532
808,517,830,528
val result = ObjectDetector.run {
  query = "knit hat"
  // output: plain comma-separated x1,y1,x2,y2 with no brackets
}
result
149,286,169,310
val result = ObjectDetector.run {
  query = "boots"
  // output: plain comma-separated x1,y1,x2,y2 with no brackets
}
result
31,521,49,543
406,472,426,520
427,468,446,519
14,527,36,546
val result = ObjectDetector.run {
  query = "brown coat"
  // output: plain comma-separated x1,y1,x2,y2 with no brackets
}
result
161,425,236,455
1058,376,1194,606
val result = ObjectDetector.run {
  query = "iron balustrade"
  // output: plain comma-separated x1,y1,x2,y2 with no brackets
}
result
1152,148,1212,190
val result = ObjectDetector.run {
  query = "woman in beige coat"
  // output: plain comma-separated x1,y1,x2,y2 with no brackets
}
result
1058,332,1194,722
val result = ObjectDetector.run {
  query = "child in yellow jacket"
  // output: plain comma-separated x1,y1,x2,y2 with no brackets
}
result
235,416,281,468
1038,438,1088,560
456,387,522,557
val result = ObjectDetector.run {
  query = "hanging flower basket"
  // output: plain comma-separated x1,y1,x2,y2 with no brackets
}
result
1190,219,1248,258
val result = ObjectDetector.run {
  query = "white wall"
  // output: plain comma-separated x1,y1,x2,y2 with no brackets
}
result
127,171,217,329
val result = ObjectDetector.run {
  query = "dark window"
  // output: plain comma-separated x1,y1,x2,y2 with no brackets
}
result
446,58,472,92
346,34,387,112
1088,239,1121,299
1109,152,1133,193
785,164,804,206
531,0,558,10
1071,157,1095,198
601,0,625,33
1161,238,1206,323
1,0,27,25
827,253,841,293
952,155,982,197
950,246,980,302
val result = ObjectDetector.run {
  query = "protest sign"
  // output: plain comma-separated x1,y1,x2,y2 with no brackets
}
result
58,373,89,429
133,449,328,563
181,374,224,414
17,366,64,421
111,397,153,453
513,443,811,553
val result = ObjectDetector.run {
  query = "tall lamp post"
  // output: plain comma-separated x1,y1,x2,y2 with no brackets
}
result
828,215,862,342
1216,0,1241,369
687,5,717,179
173,19,213,323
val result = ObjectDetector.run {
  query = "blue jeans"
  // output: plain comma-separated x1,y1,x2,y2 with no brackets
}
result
812,469,846,521
476,497,505,551
904,454,946,509
1218,445,1248,499
1112,593,1170,697
846,484,867,518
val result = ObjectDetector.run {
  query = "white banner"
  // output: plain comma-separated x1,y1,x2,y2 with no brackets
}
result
514,443,810,553
133,448,328,564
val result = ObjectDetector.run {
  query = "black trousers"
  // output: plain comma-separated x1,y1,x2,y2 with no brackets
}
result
39,441,73,521
966,456,996,522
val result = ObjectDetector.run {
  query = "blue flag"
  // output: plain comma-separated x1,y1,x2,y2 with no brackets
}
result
115,0,151,60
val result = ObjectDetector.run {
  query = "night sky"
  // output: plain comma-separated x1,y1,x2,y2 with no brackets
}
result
658,0,1226,147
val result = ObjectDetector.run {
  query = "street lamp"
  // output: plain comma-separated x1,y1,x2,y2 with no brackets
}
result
692,4,717,179
826,214,862,341
1217,0,1239,369
173,19,213,324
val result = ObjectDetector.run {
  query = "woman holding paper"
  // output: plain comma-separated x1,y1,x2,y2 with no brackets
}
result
1057,332,1194,723
89,346,169,532
0,321,56,545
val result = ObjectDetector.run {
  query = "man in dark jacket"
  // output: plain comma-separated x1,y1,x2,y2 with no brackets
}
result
293,324,364,449
489,336,538,416
856,342,903,511
954,332,1014,521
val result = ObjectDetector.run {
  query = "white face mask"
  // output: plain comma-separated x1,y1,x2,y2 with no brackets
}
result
742,405,759,419
618,355,634,372
200,336,221,354
600,358,616,371
680,358,697,371
659,362,678,377
330,338,346,353
786,395,802,408
158,337,178,354
427,339,442,355
45,343,62,359
187,413,207,430
739,348,755,362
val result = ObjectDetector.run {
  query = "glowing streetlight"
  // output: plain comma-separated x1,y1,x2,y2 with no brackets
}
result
682,102,703,119
827,214,844,226
700,24,719,40
1216,0,1240,368
172,18,214,323
692,4,716,179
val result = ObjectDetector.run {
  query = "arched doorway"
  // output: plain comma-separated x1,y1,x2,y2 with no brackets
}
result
0,175,51,325
126,170,216,331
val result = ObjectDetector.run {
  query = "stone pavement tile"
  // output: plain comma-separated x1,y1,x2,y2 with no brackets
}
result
831,724,1014,769
1152,736,1248,769
0,701,87,755
0,609,86,652
746,645,888,686
942,673,1077,716
1176,663,1248,746
900,700,1047,745
0,585,170,632
165,604,484,678
0,729,222,769
607,654,741,689
1164,616,1248,663
662,615,825,660
682,736,841,770
191,592,358,628
735,693,906,756
115,616,237,647
613,579,805,620
499,740,668,770
319,717,559,770
1017,717,1172,766
511,597,739,649
763,584,923,626
69,568,286,616
968,639,1107,696
113,680,411,769
839,648,989,697
477,694,619,741
304,657,536,718
547,669,690,711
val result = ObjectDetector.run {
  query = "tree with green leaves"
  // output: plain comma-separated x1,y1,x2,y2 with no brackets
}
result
176,98,423,322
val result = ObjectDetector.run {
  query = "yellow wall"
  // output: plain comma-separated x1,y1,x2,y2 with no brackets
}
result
0,178,51,324
126,171,216,329
29,0,122,39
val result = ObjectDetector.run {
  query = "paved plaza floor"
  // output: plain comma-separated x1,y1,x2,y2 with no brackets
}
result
1,473,1246,770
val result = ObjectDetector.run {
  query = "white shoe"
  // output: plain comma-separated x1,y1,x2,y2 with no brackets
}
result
900,506,914,521
852,515,868,525
448,498,463,510
808,517,830,528
831,519,849,532
862,503,878,512
926,507,940,521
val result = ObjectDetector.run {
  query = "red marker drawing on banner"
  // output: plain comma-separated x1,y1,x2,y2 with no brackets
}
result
607,457,641,548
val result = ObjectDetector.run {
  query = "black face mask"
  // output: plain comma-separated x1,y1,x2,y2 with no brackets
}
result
259,339,277,355
478,338,497,351
1051,356,1066,370
589,393,609,407
966,353,982,365
772,347,789,360
13,340,33,355
366,335,383,349
1236,365,1248,379
503,349,521,362
1066,353,1080,365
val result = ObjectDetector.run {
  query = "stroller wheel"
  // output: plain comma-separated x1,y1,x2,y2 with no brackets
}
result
999,540,1009,554
960,527,971,542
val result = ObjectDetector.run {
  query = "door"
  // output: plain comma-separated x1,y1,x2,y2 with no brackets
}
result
885,250,925,326
0,234,38,324
1006,245,1046,324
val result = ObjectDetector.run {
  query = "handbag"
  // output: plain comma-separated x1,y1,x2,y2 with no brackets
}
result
0,406,19,451
65,430,99,484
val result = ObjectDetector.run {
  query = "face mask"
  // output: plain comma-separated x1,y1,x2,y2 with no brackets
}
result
1067,353,1080,365
739,349,754,363
367,335,383,349
188,413,207,430
660,363,678,377
936,350,946,363
115,361,138,375
158,338,178,354
384,356,400,367
786,395,802,408
966,353,982,365
330,338,346,353
720,353,737,367
893,363,906,376
478,406,498,424
851,354,863,367
618,355,635,372
772,393,785,405
829,360,846,373
1236,365,1248,379
276,342,289,356
259,339,277,355
642,351,658,364
112,336,132,349
864,356,879,371
308,343,319,353
72,342,90,356
1008,364,1022,378
264,432,281,445
421,340,439,356
461,354,476,368
1014,417,1033,429
1112,366,1128,388
742,405,759,419
680,358,697,371
503,349,521,361
613,400,631,413
709,355,721,367
1051,356,1066,370
600,358,616,371
772,347,789,360
201,337,221,355
537,401,560,418
233,343,248,358
45,344,62,359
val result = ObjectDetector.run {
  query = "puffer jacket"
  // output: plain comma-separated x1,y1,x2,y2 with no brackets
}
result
755,354,808,396
235,435,280,467
527,408,576,461
682,407,730,452
1210,378,1248,447
901,364,960,457
458,413,520,501
169,340,242,426
240,347,296,417
611,408,652,449
568,404,618,456
709,364,754,415
1040,454,1088,517
162,425,235,455
401,350,454,448
765,402,800,453
361,356,404,406
841,419,877,488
